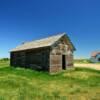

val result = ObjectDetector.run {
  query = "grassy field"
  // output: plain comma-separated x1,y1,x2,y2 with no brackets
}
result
0,61,100,100
74,59,100,64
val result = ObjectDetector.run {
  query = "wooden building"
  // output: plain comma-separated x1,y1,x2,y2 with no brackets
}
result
90,51,100,63
10,33,76,73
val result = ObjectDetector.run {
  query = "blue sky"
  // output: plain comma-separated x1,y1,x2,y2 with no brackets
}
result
0,0,100,58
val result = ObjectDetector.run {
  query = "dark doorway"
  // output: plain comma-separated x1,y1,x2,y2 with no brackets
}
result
98,58,100,62
62,55,66,70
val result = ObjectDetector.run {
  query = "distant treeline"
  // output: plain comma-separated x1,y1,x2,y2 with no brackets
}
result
74,59,92,63
0,58,10,61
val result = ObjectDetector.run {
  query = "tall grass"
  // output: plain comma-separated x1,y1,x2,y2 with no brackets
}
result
0,61,100,100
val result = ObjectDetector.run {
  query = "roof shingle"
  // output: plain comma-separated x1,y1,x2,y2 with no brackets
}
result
11,33,66,52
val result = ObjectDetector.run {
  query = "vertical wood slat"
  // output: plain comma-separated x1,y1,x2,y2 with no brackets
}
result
50,55,62,73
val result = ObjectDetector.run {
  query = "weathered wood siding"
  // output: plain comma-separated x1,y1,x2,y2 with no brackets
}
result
10,35,74,73
11,48,50,71
49,36,74,72
50,55,62,73
25,49,50,71
66,54,73,67
10,52,26,67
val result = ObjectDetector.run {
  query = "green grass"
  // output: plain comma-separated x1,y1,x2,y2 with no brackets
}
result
74,59,91,64
0,61,100,100
0,60,10,68
74,59,100,64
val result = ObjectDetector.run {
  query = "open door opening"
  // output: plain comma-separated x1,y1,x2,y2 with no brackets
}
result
98,58,100,62
62,55,66,70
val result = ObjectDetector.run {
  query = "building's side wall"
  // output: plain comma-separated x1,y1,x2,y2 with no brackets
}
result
49,36,74,73
49,55,62,73
10,48,50,71
66,54,73,67
25,48,50,71
96,54,100,62
10,51,26,67
90,57,96,63
90,54,100,63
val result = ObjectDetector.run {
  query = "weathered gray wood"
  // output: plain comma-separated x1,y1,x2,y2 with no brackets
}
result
10,34,74,73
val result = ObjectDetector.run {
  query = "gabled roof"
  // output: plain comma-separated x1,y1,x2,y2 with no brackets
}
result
11,33,75,52
91,51,100,57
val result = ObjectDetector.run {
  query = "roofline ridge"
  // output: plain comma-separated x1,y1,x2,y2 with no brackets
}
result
27,32,66,43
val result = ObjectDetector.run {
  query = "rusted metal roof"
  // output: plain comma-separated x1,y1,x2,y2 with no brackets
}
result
11,33,75,52
91,51,100,57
